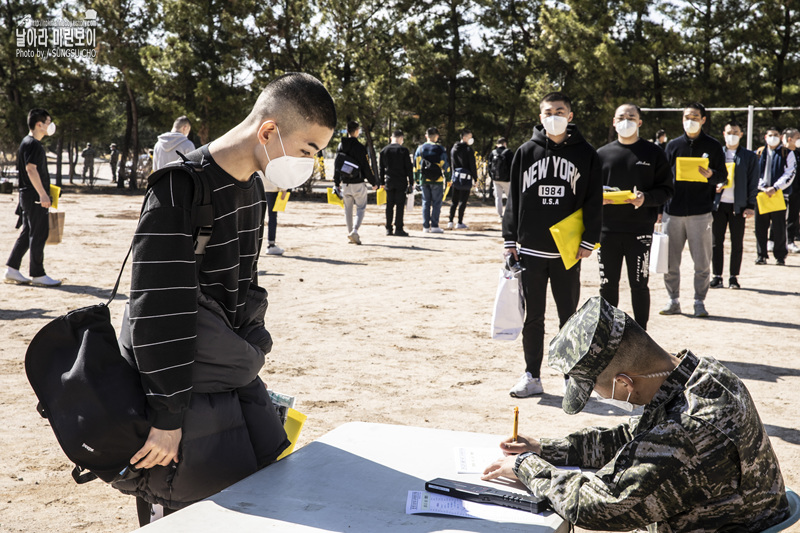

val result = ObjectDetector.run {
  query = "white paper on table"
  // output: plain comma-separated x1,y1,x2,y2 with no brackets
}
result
455,447,503,474
405,491,547,524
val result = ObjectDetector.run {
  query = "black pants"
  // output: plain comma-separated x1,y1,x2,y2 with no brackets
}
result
111,161,118,181
712,203,746,277
520,255,580,377
385,188,406,231
449,187,469,223
598,232,652,330
787,189,800,244
7,189,49,277
755,207,787,261
265,192,278,242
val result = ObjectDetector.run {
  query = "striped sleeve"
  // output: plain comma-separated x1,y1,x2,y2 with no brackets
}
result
129,171,197,430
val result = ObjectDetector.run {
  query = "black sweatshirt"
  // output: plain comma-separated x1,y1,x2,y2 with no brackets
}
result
502,124,603,258
597,139,674,234
664,132,728,216
450,141,478,180
334,136,376,186
378,142,414,191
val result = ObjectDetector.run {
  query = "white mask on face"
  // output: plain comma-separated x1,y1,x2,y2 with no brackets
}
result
724,134,740,147
46,122,56,136
261,124,315,190
542,115,568,136
615,119,638,138
766,135,781,148
466,137,474,146
594,377,635,412
683,120,701,135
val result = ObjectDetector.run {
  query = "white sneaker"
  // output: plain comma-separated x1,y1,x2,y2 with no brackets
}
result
509,372,543,398
267,244,284,256
429,227,444,234
422,227,431,233
768,240,774,252
4,267,31,285
31,274,61,287
456,223,468,229
348,231,361,245
447,221,454,229
788,242,800,254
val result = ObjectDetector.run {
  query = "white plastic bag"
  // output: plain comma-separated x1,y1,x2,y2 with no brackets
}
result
650,224,669,274
491,269,525,341
406,190,415,211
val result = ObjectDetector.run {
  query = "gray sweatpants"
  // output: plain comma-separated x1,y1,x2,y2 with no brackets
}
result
662,212,713,302
342,182,369,233
493,180,511,217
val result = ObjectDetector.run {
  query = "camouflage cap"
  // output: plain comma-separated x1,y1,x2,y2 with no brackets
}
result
548,296,627,415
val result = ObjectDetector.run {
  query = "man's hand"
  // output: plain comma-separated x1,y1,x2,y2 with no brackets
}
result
38,191,51,209
698,166,713,179
766,186,777,198
602,198,615,205
624,190,645,208
576,247,593,260
656,213,663,224
504,248,519,262
130,427,182,469
743,208,755,219
499,434,541,456
372,185,378,191
481,455,519,482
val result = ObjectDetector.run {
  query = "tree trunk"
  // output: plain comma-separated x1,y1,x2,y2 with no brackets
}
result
362,124,378,184
55,136,63,188
446,0,461,147
118,95,133,188
125,78,139,190
67,138,75,183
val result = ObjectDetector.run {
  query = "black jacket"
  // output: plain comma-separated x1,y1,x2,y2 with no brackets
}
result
379,143,413,191
450,141,478,180
502,124,603,258
713,146,759,215
597,139,673,234
489,146,513,182
334,137,376,186
664,131,728,216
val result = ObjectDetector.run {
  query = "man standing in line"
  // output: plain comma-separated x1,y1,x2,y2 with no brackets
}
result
448,129,477,229
710,121,759,289
660,103,727,318
153,116,196,171
503,92,603,397
781,128,800,254
333,120,377,245
754,126,796,265
4,108,61,287
597,103,672,330
81,142,96,183
413,127,449,234
379,129,413,237
109,143,119,183
489,137,514,219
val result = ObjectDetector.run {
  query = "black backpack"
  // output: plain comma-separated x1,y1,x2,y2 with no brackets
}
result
491,147,511,182
24,155,213,484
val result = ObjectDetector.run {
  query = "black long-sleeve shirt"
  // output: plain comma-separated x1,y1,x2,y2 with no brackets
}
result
334,136,376,186
664,132,727,216
378,142,413,191
450,141,478,180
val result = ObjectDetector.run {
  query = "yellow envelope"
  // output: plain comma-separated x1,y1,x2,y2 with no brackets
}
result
443,182,452,202
273,191,290,212
326,187,344,208
756,191,786,214
722,163,734,189
603,190,636,204
277,408,307,460
549,209,600,270
676,157,709,182
376,187,387,206
49,184,61,209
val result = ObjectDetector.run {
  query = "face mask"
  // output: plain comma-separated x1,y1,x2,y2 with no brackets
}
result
766,135,781,148
466,138,474,146
724,134,740,147
683,120,701,135
262,124,315,190
46,122,56,136
615,119,638,138
594,377,635,412
542,115,568,136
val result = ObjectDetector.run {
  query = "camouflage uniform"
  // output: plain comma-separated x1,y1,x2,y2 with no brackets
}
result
517,297,789,532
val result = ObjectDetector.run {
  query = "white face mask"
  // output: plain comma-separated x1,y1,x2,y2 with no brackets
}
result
542,115,568,136
683,120,701,135
724,134,740,147
46,122,56,136
262,124,315,190
615,119,638,138
466,137,474,146
766,135,781,148
594,377,635,412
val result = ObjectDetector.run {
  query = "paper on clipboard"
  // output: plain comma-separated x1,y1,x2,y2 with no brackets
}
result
549,209,599,270
756,190,786,214
676,157,709,182
722,163,735,189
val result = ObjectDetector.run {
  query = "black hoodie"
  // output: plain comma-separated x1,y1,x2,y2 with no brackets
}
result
334,136,376,186
502,124,603,258
664,131,727,216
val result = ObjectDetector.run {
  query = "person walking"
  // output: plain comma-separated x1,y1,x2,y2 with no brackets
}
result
413,127,449,234
754,126,796,265
489,137,513,219
109,143,119,183
81,142,96,183
710,121,759,289
448,129,477,229
333,121,377,245
378,129,413,236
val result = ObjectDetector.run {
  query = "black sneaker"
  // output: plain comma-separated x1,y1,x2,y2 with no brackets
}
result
755,257,767,265
395,230,409,237
728,277,740,289
386,228,393,236
710,276,723,288
777,259,786,266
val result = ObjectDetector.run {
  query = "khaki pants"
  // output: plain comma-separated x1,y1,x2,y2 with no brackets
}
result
342,182,369,233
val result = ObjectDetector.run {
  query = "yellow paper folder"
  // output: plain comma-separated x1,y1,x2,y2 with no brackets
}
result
376,187,387,206
756,191,786,214
277,408,307,460
443,182,452,202
722,163,735,189
549,209,599,270
273,191,290,212
49,184,61,209
603,190,636,204
326,187,344,208
676,157,709,182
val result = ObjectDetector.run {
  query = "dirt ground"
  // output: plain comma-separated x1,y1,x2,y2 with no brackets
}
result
1,174,798,533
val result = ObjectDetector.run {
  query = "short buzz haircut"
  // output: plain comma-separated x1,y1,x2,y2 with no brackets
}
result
461,128,472,137
497,137,507,145
173,116,191,131
782,128,799,138
248,72,337,134
27,108,51,131
617,103,642,116
426,127,439,136
347,121,360,135
656,129,666,138
391,129,404,138
540,92,571,111
766,125,781,135
724,120,744,131
685,102,707,118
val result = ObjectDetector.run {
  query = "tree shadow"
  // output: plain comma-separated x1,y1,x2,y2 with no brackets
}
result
718,360,800,383
287,256,366,266
701,315,800,331
765,424,800,446
360,243,442,252
40,284,128,300
0,308,58,321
